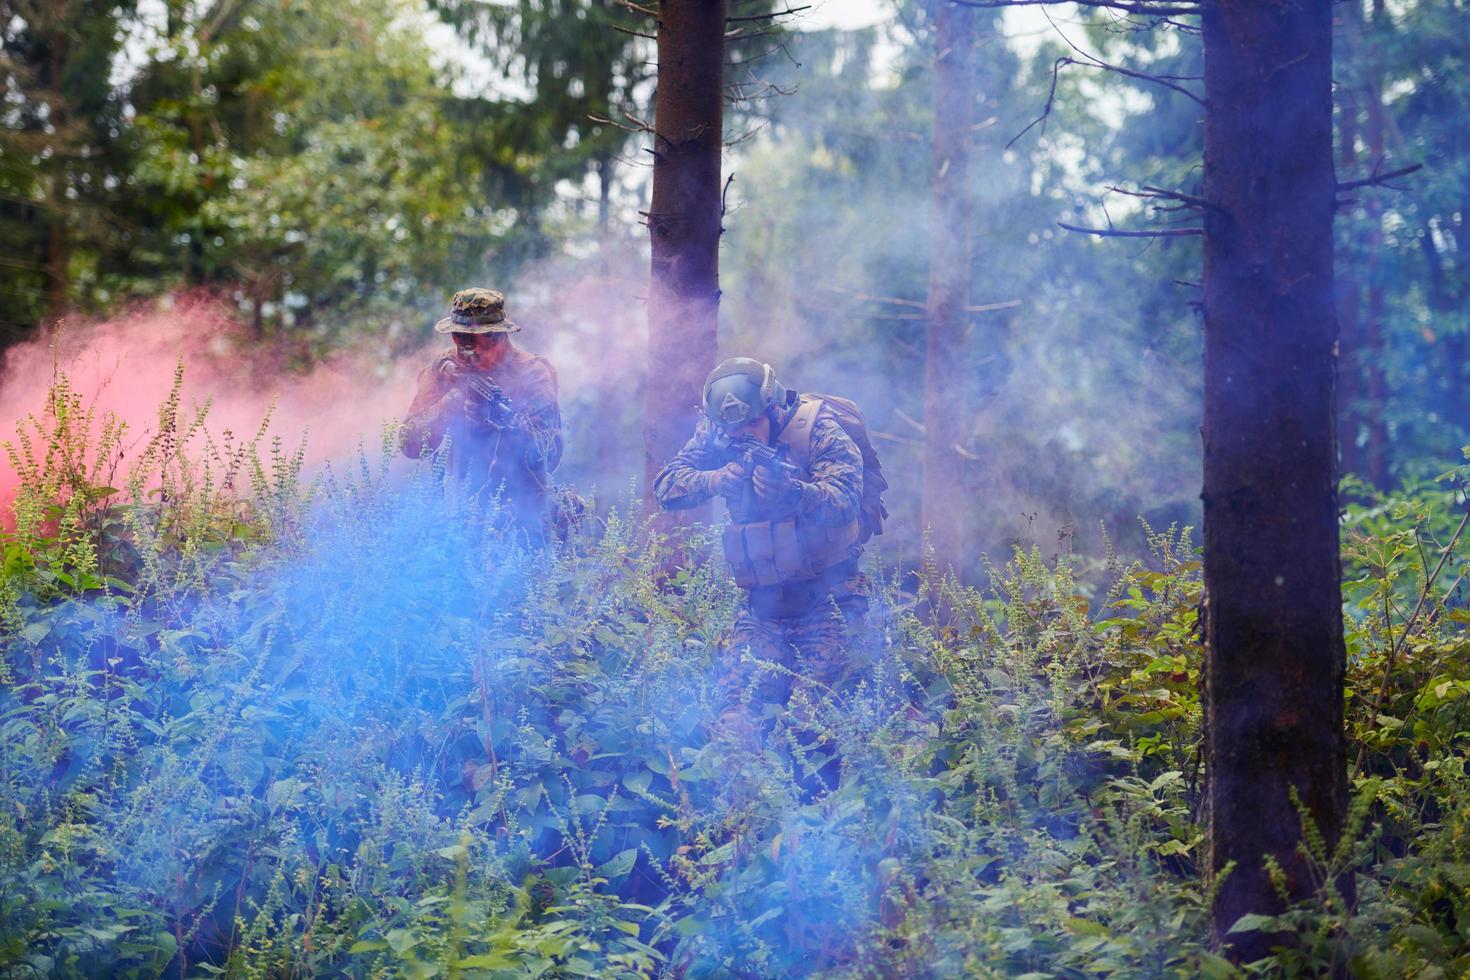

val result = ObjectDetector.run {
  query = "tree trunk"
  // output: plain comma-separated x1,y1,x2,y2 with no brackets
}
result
922,1,976,579
597,152,614,240
44,25,70,323
643,0,725,516
1334,0,1362,480
591,0,615,244
1362,0,1389,488
1201,0,1348,959
46,207,70,323
1444,204,1470,434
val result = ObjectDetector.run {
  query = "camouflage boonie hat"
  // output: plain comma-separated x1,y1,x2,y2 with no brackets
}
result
434,287,520,334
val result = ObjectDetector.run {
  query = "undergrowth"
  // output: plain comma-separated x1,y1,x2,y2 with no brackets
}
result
2,368,1469,977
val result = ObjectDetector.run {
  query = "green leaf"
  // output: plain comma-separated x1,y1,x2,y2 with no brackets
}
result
1196,951,1240,979
572,793,606,813
596,848,638,880
455,954,515,968
1063,917,1109,937
1148,770,1184,793
1226,913,1279,935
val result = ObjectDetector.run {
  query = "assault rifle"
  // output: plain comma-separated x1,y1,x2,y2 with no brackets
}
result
462,375,516,428
728,436,801,481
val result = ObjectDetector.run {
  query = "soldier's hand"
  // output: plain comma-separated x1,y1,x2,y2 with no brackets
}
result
708,462,745,497
752,466,798,505
437,358,463,383
462,396,502,429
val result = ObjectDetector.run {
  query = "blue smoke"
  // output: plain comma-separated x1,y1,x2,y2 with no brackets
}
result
4,433,1146,975
0,454,726,961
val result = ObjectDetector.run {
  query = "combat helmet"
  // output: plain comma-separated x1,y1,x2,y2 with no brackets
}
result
434,287,521,334
702,357,788,428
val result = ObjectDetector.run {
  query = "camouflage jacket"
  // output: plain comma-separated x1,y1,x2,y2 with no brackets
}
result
653,400,863,528
400,343,563,502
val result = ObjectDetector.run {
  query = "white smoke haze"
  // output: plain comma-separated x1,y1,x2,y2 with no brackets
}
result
2,9,1205,574
712,19,1204,570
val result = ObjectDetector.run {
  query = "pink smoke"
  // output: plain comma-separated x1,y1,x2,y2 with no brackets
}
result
0,293,427,527
1,256,653,528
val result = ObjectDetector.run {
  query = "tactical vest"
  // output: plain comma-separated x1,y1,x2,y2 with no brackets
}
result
721,396,866,588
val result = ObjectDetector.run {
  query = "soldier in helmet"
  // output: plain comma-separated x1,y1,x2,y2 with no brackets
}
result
654,357,876,721
400,288,563,539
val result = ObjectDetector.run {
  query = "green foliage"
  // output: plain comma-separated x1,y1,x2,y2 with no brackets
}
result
0,0,139,344
1,0,546,342
129,0,525,336
4,373,1470,977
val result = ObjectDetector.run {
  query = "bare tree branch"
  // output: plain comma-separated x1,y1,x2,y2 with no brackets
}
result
895,408,925,435
1039,8,1204,104
1108,184,1220,211
950,0,1202,17
719,172,735,219
732,38,803,68
1335,162,1423,192
818,284,926,309
870,429,925,448
589,113,654,135
1005,43,1201,152
966,299,1023,313
1005,56,1066,151
727,5,811,23
1059,221,1203,238
724,79,797,101
611,24,656,40
723,121,770,147
818,284,1022,315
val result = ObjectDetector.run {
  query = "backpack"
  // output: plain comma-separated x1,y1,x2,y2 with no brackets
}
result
782,393,889,543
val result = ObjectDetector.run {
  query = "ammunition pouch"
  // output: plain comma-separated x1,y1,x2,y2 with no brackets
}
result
721,517,861,588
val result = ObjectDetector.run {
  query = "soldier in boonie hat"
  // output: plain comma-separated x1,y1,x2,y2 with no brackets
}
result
401,287,563,541
434,287,521,335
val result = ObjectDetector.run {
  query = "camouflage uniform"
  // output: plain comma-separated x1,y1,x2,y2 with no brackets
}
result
654,401,869,708
400,289,563,538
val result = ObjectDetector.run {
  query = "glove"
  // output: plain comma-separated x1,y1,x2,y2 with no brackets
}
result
752,466,800,506
707,462,746,498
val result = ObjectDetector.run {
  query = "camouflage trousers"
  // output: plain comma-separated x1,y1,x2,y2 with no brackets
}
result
720,564,870,713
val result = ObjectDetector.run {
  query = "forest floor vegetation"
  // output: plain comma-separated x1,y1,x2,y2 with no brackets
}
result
2,366,1469,978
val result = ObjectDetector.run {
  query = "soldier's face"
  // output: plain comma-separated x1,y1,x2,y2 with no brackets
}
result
452,332,506,367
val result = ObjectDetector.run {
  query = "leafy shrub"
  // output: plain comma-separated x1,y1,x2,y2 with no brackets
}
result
3,370,1470,978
